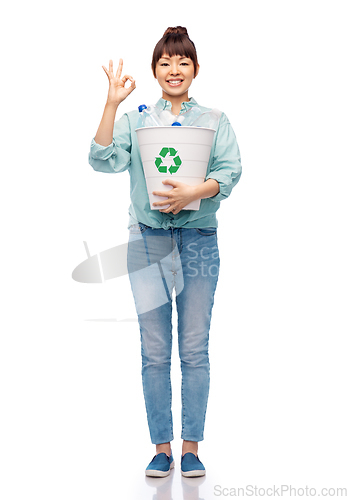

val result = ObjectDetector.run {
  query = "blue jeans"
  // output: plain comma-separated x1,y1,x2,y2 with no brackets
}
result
127,223,220,444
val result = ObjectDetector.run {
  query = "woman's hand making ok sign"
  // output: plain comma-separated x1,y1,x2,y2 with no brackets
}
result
102,58,136,106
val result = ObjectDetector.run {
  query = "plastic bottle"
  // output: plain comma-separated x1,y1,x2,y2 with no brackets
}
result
137,104,221,129
137,105,163,128
191,108,222,130
176,106,202,126
158,109,178,126
171,122,181,126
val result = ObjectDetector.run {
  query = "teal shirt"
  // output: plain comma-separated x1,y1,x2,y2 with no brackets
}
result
88,97,242,229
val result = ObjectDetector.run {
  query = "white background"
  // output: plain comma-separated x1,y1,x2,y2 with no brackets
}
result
1,0,347,498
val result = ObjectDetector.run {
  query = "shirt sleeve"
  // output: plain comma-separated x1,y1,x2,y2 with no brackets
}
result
88,113,132,173
205,112,242,202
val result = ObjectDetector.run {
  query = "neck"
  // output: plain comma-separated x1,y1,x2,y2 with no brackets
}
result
162,90,190,115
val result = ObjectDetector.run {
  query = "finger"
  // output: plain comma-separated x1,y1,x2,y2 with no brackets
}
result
160,206,179,213
102,66,110,78
152,191,173,200
152,185,174,197
116,58,123,79
124,76,136,94
121,74,135,84
162,179,179,187
126,82,136,95
109,59,114,76
152,198,172,207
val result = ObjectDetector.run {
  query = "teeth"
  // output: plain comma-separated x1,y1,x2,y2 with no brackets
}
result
168,80,182,85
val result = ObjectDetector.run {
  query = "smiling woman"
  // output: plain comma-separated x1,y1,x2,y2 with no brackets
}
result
155,54,198,115
151,26,199,77
154,54,198,114
88,25,242,479
151,28,200,115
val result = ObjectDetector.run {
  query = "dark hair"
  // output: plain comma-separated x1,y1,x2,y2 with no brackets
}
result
151,26,199,77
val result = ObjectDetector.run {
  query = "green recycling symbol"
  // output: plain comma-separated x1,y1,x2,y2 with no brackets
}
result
154,147,182,175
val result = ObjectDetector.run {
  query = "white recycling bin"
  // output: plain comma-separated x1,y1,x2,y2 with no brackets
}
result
135,126,216,210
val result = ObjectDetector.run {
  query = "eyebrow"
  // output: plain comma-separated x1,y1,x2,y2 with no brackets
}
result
159,56,189,60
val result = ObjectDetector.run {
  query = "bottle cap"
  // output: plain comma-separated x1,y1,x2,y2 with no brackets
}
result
171,122,182,126
138,104,147,112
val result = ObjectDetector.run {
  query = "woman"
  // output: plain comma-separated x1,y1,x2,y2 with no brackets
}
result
88,26,242,477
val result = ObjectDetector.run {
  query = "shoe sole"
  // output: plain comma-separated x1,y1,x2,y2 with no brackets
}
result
145,460,175,477
181,468,206,477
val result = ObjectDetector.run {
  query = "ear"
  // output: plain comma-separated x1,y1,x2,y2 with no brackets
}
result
194,64,200,78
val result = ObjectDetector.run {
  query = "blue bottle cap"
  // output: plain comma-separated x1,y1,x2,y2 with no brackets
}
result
138,104,147,112
171,121,182,126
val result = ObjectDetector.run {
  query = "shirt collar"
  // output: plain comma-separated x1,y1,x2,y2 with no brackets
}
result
155,97,198,113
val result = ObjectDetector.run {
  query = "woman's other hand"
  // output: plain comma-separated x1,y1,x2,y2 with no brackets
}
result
102,59,136,106
152,179,197,214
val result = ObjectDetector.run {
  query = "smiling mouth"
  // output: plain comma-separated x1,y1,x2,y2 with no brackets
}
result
166,79,184,86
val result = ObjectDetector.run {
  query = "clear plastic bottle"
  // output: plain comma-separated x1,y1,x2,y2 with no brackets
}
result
137,104,221,129
158,109,178,126
137,105,163,128
176,106,202,126
191,108,222,130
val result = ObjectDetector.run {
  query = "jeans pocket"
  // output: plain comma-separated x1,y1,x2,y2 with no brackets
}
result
195,227,217,236
129,222,150,234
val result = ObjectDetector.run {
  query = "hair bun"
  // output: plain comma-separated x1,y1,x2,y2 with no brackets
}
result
163,26,188,37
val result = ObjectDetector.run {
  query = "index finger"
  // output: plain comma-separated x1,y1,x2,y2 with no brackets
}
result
116,58,123,78
152,189,172,197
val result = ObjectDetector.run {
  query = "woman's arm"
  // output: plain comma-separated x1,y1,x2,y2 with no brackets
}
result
94,102,119,146
192,178,220,199
205,113,242,202
152,178,219,213
94,59,135,146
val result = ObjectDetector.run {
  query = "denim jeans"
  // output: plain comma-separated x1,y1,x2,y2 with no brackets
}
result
127,223,220,444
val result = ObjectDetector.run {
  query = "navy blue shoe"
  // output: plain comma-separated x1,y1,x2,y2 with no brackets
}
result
145,452,175,477
181,452,206,477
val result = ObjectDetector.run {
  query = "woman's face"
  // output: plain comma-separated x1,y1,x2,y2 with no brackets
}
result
154,53,198,100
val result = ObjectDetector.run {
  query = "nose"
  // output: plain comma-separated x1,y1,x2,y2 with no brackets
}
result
170,63,180,75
